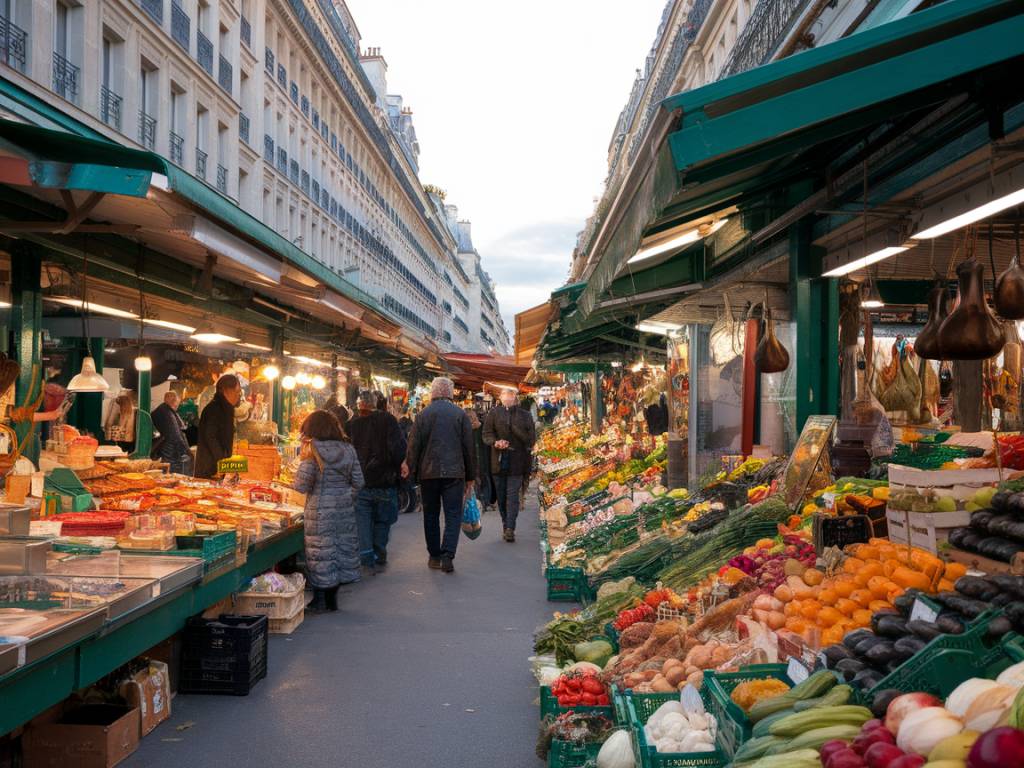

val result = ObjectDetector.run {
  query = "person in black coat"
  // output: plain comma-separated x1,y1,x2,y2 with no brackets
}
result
482,388,536,543
194,374,242,478
151,391,191,474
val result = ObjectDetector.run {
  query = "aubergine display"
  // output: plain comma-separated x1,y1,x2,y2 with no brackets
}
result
937,258,1005,360
914,283,948,360
755,305,790,373
995,244,1024,319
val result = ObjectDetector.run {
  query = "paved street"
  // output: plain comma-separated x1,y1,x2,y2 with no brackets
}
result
127,492,552,768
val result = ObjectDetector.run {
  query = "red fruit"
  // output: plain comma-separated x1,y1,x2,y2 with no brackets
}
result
828,751,868,768
821,741,851,766
967,727,1024,768
864,742,904,768
884,693,942,734
854,730,895,757
862,719,888,733
888,756,924,768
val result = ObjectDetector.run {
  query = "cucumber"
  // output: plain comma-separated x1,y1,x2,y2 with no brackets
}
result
793,684,851,711
751,709,796,738
733,735,788,764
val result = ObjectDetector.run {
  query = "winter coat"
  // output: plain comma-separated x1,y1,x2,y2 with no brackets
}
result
347,410,406,488
482,404,536,477
406,399,476,482
293,439,364,588
194,392,235,478
150,403,189,461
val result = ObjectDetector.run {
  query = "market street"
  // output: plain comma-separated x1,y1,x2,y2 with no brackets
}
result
126,491,553,768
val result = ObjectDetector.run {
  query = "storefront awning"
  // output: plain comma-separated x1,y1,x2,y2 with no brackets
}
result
514,301,556,366
442,353,532,391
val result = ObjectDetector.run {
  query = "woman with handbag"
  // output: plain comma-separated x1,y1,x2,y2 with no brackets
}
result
293,410,364,613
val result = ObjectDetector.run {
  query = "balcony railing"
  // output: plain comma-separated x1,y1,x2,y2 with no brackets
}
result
196,30,213,74
263,134,274,163
240,16,251,48
140,0,163,25
239,113,250,144
300,170,309,195
288,159,299,184
721,0,807,78
217,54,231,93
195,147,207,180
171,2,189,51
170,131,184,164
276,147,287,174
138,110,156,150
277,63,286,89
0,14,27,72
99,86,122,130
216,164,227,193
265,47,274,73
52,52,79,101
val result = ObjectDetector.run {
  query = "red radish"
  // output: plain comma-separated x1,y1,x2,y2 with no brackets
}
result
862,719,888,733
966,726,1024,768
828,751,868,768
885,693,943,733
854,729,896,755
888,755,925,768
865,741,905,768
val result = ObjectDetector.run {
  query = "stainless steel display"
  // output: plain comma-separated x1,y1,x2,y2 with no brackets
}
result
0,505,29,536
0,538,52,575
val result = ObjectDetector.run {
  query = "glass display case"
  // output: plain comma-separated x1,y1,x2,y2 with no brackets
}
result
46,551,203,597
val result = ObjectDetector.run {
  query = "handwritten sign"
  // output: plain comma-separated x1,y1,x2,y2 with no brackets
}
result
910,597,939,624
787,657,810,684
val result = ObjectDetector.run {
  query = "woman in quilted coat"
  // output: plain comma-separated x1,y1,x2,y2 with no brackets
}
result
293,410,364,613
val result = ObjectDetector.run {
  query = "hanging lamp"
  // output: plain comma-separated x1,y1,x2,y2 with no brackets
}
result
861,274,885,309
190,318,239,344
67,242,110,393
133,277,151,372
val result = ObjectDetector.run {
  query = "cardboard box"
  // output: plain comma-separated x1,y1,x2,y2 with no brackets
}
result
119,661,171,736
23,704,140,768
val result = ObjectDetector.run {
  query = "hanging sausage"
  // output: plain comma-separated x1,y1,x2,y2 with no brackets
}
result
937,257,1005,360
914,282,948,360
995,226,1024,320
755,303,790,373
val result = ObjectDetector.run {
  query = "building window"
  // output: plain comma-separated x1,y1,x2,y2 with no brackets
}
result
99,32,122,130
169,83,184,163
52,2,79,101
138,59,157,150
0,1,27,72
195,103,208,179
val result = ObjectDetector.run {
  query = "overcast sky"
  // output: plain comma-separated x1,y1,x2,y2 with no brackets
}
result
345,0,668,335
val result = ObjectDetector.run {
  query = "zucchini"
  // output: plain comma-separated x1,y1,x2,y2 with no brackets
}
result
768,706,873,738
786,724,864,752
786,670,837,700
734,735,789,763
751,708,797,738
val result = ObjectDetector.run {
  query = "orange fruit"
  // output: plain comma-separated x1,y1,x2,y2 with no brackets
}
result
834,581,856,599
822,625,845,647
800,601,822,620
851,589,874,608
835,598,859,616
854,562,884,586
868,576,895,599
843,557,866,574
785,617,808,634
803,569,824,587
784,601,803,618
818,588,838,605
817,607,843,627
869,600,894,613
852,608,873,626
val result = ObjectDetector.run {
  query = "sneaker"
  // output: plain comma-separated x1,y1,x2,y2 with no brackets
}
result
503,528,516,543
440,555,454,573
375,555,388,569
428,557,443,570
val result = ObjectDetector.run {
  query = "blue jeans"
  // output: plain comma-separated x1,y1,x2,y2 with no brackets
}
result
355,487,398,565
420,478,464,559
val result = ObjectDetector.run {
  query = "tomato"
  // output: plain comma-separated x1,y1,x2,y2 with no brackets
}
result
580,692,597,706
562,694,581,706
582,677,604,696
597,694,610,706
566,677,582,692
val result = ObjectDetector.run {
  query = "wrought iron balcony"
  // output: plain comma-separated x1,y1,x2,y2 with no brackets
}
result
138,110,156,150
239,113,250,144
140,0,163,25
196,30,213,74
216,164,227,193
195,147,207,180
276,147,287,174
240,16,251,48
288,159,299,184
99,86,122,130
217,54,231,93
170,131,184,164
0,14,27,72
277,63,286,89
52,52,79,101
171,2,189,51
265,47,274,73
263,134,274,163
721,0,808,78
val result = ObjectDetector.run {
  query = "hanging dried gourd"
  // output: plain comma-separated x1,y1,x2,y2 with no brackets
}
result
937,257,1005,360
995,225,1024,319
914,283,948,360
755,303,789,373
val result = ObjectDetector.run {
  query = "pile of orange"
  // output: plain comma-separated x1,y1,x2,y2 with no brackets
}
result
770,538,967,648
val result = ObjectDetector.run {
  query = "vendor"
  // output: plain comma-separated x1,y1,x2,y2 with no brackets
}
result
151,391,191,475
194,374,242,478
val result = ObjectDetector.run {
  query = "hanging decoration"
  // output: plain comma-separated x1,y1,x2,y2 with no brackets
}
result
754,300,789,374
995,224,1024,319
914,282,949,360
937,258,1005,360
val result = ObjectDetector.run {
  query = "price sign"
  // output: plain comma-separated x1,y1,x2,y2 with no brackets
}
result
29,520,63,537
787,657,810,684
910,597,939,624
217,456,249,474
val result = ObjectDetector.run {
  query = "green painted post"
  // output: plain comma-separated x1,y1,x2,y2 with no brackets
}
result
271,330,283,432
131,369,152,459
78,338,105,439
11,248,43,465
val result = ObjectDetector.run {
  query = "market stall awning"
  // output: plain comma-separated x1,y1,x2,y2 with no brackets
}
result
442,353,532,391
514,301,556,366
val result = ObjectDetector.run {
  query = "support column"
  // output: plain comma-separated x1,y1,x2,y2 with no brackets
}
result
270,330,283,431
590,370,603,434
131,369,152,459
11,249,43,465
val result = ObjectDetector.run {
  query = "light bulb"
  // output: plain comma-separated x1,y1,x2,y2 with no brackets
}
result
263,364,280,381
296,372,311,385
281,375,296,391
311,374,326,390
134,356,152,372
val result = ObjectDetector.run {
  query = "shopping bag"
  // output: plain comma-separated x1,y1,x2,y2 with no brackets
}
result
462,492,482,540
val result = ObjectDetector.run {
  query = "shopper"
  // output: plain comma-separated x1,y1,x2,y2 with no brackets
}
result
105,391,137,454
293,410,364,613
406,377,476,573
151,391,191,474
194,374,242,478
347,390,407,570
483,388,537,543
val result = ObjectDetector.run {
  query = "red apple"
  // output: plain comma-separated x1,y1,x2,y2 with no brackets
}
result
854,729,896,756
865,741,905,768
888,755,925,768
821,741,851,765
829,751,868,768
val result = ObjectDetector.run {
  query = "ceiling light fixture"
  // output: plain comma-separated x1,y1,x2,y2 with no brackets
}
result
311,374,326,390
822,246,909,278
295,371,311,386
143,318,196,333
860,275,885,309
238,342,273,351
636,320,683,336
190,319,240,344
913,186,1024,240
67,244,110,393
628,219,728,265
50,297,138,319
281,375,296,391
262,364,280,381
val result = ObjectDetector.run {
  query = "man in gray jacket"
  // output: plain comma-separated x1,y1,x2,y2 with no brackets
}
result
483,388,536,542
406,377,476,573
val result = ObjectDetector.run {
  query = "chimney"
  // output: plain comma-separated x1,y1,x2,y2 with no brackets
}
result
359,47,388,106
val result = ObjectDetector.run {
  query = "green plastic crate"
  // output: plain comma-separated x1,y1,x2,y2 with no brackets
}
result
610,684,631,726
547,739,602,768
702,663,793,758
626,692,727,768
546,567,595,604
177,531,237,561
540,685,613,722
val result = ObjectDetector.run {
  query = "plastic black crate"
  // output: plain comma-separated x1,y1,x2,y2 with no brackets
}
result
180,653,267,695
813,513,872,553
180,614,268,695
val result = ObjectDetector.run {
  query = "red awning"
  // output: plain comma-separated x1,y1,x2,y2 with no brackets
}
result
442,353,532,391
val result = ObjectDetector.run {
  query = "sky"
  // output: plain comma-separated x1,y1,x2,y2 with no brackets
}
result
345,0,668,335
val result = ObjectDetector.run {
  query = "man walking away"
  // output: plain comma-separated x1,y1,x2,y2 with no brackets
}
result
406,377,476,574
483,388,536,543
151,391,191,474
194,374,242,478
347,390,407,571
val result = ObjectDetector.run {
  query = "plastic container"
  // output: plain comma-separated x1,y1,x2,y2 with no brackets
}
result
540,685,613,721
546,566,595,604
547,739,602,768
702,663,793,758
812,513,872,553
180,614,268,695
626,692,727,768
268,605,304,635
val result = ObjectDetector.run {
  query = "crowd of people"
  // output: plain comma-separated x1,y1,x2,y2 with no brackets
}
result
169,373,541,613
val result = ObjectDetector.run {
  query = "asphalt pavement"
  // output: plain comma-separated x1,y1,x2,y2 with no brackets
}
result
126,489,553,768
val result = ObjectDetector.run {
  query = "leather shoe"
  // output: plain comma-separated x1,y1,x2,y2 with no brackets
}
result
440,555,454,573
428,557,442,570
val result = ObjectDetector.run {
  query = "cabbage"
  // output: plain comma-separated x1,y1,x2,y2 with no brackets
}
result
573,640,614,667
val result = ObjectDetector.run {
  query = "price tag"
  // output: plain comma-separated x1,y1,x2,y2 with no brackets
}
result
680,683,705,714
29,520,62,537
910,598,939,623
817,651,829,670
217,456,249,474
787,657,810,684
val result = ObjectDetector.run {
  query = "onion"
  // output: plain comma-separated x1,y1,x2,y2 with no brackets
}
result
897,707,963,756
886,693,944,733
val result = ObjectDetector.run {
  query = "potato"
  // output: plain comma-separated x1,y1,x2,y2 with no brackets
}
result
650,675,675,693
640,669,659,681
665,666,688,687
662,658,683,675
686,669,704,688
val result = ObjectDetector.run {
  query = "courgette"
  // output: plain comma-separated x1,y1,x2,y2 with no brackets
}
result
733,735,789,764
751,709,796,738
786,724,863,752
748,670,837,722
768,705,873,738
793,684,851,711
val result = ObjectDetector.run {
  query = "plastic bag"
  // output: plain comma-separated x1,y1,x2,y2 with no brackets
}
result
462,493,482,540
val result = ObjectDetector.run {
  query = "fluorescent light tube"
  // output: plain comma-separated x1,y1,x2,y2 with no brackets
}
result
912,187,1024,240
49,297,138,319
143,318,196,333
628,219,728,265
822,246,909,277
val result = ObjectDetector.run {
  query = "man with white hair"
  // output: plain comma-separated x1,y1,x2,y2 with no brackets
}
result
483,387,536,542
150,390,191,474
405,377,477,573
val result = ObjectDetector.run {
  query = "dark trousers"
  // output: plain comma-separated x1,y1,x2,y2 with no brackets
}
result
355,487,398,565
420,478,464,559
495,474,523,531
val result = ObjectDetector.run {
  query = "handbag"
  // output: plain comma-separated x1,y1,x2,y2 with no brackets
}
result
461,492,482,540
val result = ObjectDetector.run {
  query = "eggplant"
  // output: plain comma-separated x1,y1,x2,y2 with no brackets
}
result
853,668,885,690
990,573,1024,597
915,283,949,360
993,592,1015,607
978,536,1023,563
1008,492,1024,515
893,592,920,616
871,689,903,719
821,644,854,669
906,620,943,641
1004,601,1024,630
872,614,908,639
955,575,1001,601
960,531,984,551
835,658,867,682
992,491,1014,512
971,510,997,531
854,636,883,659
894,635,927,658
937,258,1005,360
1005,520,1024,543
843,629,876,650
987,516,1017,538
936,614,966,634
948,527,972,549
986,615,1013,639
885,657,905,672
864,640,897,666
933,591,963,608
